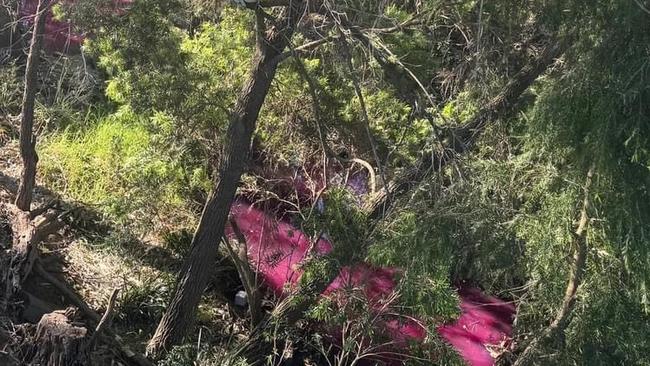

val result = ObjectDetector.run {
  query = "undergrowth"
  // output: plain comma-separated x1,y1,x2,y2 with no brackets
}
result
39,106,208,236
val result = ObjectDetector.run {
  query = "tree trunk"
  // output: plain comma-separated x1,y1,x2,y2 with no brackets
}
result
15,0,49,212
1,0,56,313
146,4,304,358
1,205,62,314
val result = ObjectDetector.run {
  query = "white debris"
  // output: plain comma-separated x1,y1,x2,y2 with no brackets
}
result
234,290,248,307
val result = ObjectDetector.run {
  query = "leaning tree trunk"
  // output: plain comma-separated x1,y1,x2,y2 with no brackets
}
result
15,0,49,212
146,3,305,358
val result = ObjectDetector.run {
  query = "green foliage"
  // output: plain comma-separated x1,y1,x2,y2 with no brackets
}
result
39,107,205,232
158,344,198,366
369,200,461,321
88,2,253,143
422,2,650,362
302,188,368,264
8,0,648,363
0,64,21,115
158,343,250,366
118,274,173,325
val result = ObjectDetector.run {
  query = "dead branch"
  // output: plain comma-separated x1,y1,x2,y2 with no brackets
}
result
1,203,63,313
224,218,263,327
274,36,336,64
28,200,56,220
339,32,389,194
347,158,377,194
290,46,330,185
87,288,119,348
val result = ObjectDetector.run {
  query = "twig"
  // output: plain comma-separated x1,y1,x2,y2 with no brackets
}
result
224,218,263,327
87,288,120,347
290,44,330,186
274,36,336,64
345,158,376,194
28,199,57,219
338,32,389,195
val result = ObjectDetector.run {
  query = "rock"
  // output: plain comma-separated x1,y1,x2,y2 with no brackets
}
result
234,291,248,307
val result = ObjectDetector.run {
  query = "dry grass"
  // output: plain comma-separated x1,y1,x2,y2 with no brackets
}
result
62,238,161,310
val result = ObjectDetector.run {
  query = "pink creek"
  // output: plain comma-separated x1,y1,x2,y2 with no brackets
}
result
226,201,514,366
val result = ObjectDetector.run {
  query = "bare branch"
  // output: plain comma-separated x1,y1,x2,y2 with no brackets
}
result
273,35,335,65
338,32,389,195
87,288,120,348
34,263,153,366
225,218,263,327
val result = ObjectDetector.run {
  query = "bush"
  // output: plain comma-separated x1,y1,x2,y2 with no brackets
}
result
118,274,173,325
39,106,205,234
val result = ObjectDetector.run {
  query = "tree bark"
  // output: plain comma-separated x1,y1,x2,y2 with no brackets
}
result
1,205,63,314
146,3,304,358
225,219,263,328
15,0,49,212
512,165,594,366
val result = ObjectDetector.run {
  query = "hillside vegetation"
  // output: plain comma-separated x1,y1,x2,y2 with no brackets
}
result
0,1,648,365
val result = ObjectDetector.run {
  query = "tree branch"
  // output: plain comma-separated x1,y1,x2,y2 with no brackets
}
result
272,35,335,65
87,288,120,348
513,164,595,366
365,34,573,220
224,218,263,327
338,31,389,195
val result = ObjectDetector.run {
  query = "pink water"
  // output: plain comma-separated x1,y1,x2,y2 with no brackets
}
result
19,0,131,53
227,202,514,365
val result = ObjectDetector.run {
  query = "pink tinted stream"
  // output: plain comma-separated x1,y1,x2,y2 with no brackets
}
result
19,0,132,53
227,202,514,366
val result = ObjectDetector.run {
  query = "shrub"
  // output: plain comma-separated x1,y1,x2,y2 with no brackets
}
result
39,106,204,234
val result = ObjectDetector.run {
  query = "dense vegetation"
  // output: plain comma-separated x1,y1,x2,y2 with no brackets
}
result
0,0,648,365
